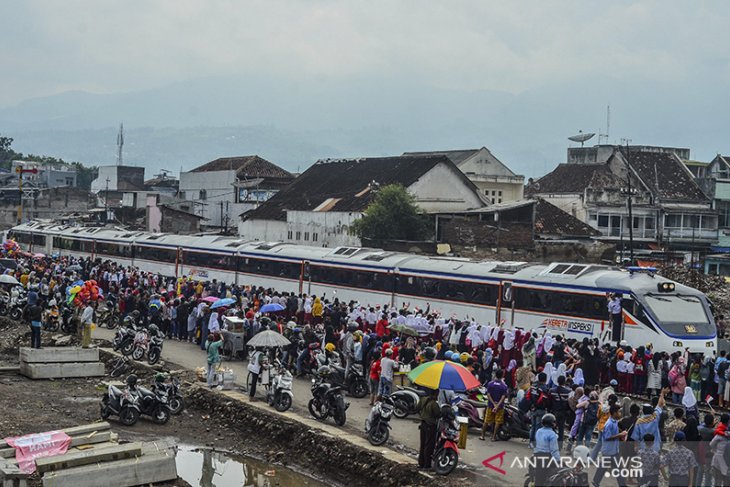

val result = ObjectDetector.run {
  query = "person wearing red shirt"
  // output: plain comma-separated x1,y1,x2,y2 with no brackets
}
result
369,357,382,406
375,314,390,338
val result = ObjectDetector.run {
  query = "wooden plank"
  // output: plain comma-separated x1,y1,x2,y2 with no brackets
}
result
19,362,105,379
35,443,142,473
19,347,99,364
41,452,177,487
0,431,112,459
0,423,110,450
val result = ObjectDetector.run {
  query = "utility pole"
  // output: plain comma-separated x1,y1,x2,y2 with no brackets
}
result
620,139,635,264
104,177,110,223
220,200,224,231
16,165,38,224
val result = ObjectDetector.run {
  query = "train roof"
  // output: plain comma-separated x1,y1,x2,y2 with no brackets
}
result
8,222,705,296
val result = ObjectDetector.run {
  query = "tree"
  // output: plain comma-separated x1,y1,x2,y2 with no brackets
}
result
351,184,431,241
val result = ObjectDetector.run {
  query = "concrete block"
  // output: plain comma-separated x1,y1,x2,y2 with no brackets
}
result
19,362,105,380
0,431,113,459
19,347,99,364
0,459,28,487
36,442,142,473
41,452,177,487
0,423,110,450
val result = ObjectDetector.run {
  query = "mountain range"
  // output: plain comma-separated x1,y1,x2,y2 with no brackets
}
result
1,75,728,178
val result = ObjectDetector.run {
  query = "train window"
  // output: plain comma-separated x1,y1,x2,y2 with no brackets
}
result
31,234,46,246
559,294,585,314
184,251,234,271
136,245,177,263
514,288,553,312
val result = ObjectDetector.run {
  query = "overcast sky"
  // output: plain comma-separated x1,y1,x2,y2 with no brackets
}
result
2,0,729,107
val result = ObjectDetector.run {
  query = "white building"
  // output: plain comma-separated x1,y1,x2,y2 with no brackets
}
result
239,154,488,247
179,156,293,232
403,147,525,203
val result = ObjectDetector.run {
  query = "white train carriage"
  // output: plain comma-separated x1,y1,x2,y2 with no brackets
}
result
7,222,717,353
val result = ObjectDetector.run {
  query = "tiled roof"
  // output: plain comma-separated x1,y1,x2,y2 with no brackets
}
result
534,198,601,237
243,155,463,221
527,163,622,194
402,149,480,166
625,151,707,202
190,156,293,180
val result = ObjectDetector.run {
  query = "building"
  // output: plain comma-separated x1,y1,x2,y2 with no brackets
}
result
528,145,716,252
240,155,487,247
11,161,77,188
146,194,204,234
179,156,293,232
403,147,524,203
696,155,730,248
121,173,180,210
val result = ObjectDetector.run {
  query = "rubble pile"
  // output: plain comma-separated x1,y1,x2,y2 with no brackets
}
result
186,386,444,487
660,265,730,315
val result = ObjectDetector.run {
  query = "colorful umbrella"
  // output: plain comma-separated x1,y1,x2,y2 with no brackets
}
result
259,302,285,313
407,360,480,391
211,297,236,309
202,296,220,303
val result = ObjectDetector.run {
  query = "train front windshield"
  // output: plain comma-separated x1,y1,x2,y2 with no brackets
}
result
644,294,716,337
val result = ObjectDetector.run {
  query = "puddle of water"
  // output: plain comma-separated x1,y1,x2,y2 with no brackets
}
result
176,445,329,487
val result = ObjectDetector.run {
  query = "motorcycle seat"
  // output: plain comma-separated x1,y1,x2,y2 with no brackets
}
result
109,385,122,395
461,398,489,408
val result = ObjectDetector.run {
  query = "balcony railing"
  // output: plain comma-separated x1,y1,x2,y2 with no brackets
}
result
662,228,718,240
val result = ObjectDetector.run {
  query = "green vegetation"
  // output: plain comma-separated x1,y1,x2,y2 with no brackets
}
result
351,184,431,241
0,134,97,189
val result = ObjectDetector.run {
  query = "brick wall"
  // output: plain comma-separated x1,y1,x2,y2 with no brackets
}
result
440,220,534,249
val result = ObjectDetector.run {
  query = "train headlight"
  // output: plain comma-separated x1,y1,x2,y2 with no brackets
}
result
707,342,715,347
657,282,675,293
673,341,683,348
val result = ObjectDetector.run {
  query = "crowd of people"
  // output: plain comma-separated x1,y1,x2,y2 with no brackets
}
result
9,254,730,485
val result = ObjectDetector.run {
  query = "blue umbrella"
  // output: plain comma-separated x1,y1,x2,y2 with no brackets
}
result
210,297,236,309
149,299,162,308
259,303,285,313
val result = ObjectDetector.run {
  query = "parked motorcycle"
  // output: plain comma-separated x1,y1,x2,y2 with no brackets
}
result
147,331,163,365
266,361,294,412
131,328,150,361
97,301,120,329
42,304,61,332
391,386,424,419
308,368,348,426
129,383,171,424
319,363,369,398
432,406,460,476
454,395,485,429
113,319,138,356
60,306,77,334
524,446,590,487
100,377,140,426
499,404,531,441
8,289,27,321
365,394,395,445
152,375,184,415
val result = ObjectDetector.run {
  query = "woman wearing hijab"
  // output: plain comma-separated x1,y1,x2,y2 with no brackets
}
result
646,353,662,399
543,362,555,387
552,363,567,387
683,385,699,421
670,357,688,404
521,336,536,371
506,359,517,389
573,368,585,387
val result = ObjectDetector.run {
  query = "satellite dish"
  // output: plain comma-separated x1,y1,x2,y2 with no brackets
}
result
568,131,595,147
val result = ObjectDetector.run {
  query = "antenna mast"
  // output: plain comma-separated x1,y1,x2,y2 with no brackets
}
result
599,105,611,144
116,123,124,166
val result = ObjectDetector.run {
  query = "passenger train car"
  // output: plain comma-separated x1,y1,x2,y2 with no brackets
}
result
9,221,717,353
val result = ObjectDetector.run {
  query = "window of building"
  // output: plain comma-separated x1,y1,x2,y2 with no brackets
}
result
491,190,496,196
304,232,309,241
498,190,502,197
588,213,597,221
295,231,301,240
287,230,293,240
665,214,682,228
199,189,207,200
597,215,609,227
313,233,318,242
179,191,186,200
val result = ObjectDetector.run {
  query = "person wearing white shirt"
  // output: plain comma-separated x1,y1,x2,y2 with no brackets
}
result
208,311,220,334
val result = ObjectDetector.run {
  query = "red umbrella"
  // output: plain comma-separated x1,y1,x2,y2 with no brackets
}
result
202,296,219,303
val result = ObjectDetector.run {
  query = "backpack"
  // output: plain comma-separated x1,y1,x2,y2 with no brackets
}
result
668,366,679,387
583,402,599,425
720,360,730,380
524,384,551,411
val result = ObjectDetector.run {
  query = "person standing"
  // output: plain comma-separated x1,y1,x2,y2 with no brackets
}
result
247,348,265,400
592,404,627,487
632,388,667,452
661,431,697,487
533,413,560,485
607,293,623,342
528,372,551,449
697,413,716,487
205,333,223,388
24,299,43,349
550,375,572,449
378,349,398,399
80,301,96,349
481,369,508,441
417,389,441,470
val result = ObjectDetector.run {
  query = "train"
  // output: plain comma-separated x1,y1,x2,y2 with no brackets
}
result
8,221,718,354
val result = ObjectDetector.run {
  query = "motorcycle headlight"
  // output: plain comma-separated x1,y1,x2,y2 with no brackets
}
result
311,378,316,384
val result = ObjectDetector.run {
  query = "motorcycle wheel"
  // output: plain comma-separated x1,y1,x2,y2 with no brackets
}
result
433,449,458,476
368,422,389,446
523,478,534,487
152,406,171,425
106,315,120,329
393,401,410,419
169,395,184,415
46,321,59,332
308,399,326,420
119,407,139,426
333,405,347,426
147,349,160,365
275,394,292,412
121,340,134,356
9,308,21,321
348,379,368,399
131,346,144,361
497,424,512,441
100,403,110,419
109,358,127,378
0,305,7,316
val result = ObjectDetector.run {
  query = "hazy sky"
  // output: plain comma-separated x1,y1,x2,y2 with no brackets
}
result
2,0,729,107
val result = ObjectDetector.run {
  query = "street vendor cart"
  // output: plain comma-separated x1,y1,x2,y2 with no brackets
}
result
221,316,246,360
